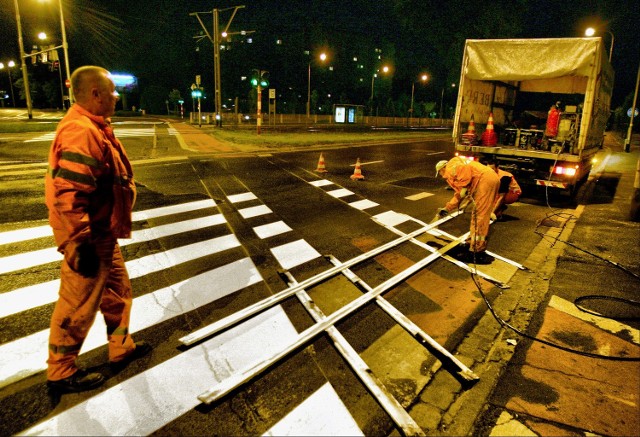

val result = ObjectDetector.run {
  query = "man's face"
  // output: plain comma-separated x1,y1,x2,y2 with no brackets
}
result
96,74,119,117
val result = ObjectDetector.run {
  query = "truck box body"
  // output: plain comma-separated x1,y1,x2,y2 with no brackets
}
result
453,37,614,194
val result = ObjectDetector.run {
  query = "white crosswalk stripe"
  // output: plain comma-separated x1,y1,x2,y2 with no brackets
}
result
3,191,361,435
23,127,156,143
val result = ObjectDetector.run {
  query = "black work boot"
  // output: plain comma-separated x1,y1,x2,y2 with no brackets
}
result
109,341,152,373
47,369,105,393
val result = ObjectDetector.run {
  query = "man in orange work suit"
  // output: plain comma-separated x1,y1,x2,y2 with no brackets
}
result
484,158,522,220
45,66,151,393
435,157,500,264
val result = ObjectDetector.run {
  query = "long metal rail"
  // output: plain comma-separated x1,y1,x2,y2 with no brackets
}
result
196,235,466,404
326,255,479,385
283,271,426,437
179,211,464,346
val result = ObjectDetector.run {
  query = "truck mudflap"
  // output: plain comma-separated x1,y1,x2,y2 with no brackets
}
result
536,179,569,189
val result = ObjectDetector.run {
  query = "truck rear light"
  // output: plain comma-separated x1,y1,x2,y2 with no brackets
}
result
455,153,475,161
552,165,578,176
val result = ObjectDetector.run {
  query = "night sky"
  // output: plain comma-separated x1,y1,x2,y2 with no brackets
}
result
0,0,638,111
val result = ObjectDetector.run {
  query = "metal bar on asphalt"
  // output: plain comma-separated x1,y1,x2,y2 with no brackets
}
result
283,271,426,437
326,255,479,384
197,235,466,404
373,220,509,289
179,211,465,346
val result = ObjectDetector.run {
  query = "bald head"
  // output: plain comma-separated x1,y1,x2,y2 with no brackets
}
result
71,66,119,117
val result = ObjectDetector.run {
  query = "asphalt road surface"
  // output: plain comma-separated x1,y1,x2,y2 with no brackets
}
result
0,122,635,435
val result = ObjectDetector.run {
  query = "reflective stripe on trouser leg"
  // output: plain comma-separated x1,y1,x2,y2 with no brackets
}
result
47,237,116,381
101,244,135,362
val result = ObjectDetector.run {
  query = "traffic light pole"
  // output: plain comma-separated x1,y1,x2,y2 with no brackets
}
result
13,0,33,119
256,84,262,135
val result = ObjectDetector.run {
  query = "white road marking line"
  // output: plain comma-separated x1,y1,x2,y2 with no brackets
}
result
270,239,322,270
0,257,263,390
0,215,226,275
227,192,258,204
373,210,411,227
349,159,384,166
309,179,333,187
0,236,238,317
238,204,273,219
126,234,240,279
349,199,379,210
0,225,51,246
23,128,156,143
548,295,640,344
405,192,434,201
0,199,217,247
131,199,216,221
263,382,364,436
410,150,446,155
327,188,354,198
19,305,296,436
253,221,292,239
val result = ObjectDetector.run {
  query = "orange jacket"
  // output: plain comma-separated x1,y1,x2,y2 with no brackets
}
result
45,104,136,244
443,157,498,211
497,168,522,194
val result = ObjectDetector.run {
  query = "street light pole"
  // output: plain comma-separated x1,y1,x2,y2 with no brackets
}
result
0,61,16,107
58,0,72,105
307,52,327,120
624,59,639,153
13,0,33,119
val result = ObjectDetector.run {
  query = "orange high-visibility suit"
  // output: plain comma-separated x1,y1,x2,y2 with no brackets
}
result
45,104,137,381
442,157,500,252
494,168,521,216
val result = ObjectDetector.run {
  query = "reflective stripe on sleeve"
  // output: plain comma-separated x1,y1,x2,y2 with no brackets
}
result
60,151,100,169
48,166,96,187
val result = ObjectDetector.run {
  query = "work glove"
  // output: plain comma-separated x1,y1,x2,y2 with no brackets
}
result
490,212,497,221
498,176,511,194
71,242,100,277
459,187,468,199
437,208,449,218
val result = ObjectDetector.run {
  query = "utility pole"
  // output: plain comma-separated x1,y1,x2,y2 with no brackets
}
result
13,0,33,119
190,5,247,128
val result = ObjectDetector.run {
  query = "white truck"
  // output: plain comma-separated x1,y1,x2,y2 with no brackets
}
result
453,37,614,197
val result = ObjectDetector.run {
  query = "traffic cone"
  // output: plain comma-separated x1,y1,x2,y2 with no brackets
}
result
315,153,328,173
481,112,498,146
350,158,365,180
461,114,478,145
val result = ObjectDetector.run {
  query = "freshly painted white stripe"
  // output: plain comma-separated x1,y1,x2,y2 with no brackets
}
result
126,234,240,279
270,239,321,270
19,305,297,436
0,247,61,275
253,221,292,239
349,199,379,210
0,257,263,390
227,192,258,203
0,225,51,246
0,200,217,247
0,215,226,275
309,179,333,187
263,382,363,437
548,295,640,344
327,188,354,198
405,192,434,201
24,129,155,143
238,204,273,219
131,199,216,221
373,210,410,227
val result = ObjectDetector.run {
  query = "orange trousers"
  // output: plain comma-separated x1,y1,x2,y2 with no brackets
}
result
469,171,500,252
47,233,135,381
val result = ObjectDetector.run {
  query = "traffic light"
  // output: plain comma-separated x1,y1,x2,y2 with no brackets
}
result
250,70,269,88
191,88,202,98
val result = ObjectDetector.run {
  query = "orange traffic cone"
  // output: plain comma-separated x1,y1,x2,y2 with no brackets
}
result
481,112,497,146
315,153,328,173
350,158,365,180
461,114,478,145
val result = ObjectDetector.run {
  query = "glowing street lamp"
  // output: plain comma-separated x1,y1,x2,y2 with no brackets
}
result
370,65,390,101
307,51,327,119
585,27,614,62
0,61,17,107
410,73,428,119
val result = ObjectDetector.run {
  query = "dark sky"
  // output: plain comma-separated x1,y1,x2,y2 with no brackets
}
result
1,1,638,109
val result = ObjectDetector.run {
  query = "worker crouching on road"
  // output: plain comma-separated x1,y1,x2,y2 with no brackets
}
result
483,158,522,220
45,66,151,393
435,157,500,264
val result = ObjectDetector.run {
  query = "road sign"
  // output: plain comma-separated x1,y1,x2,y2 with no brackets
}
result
195,75,201,86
